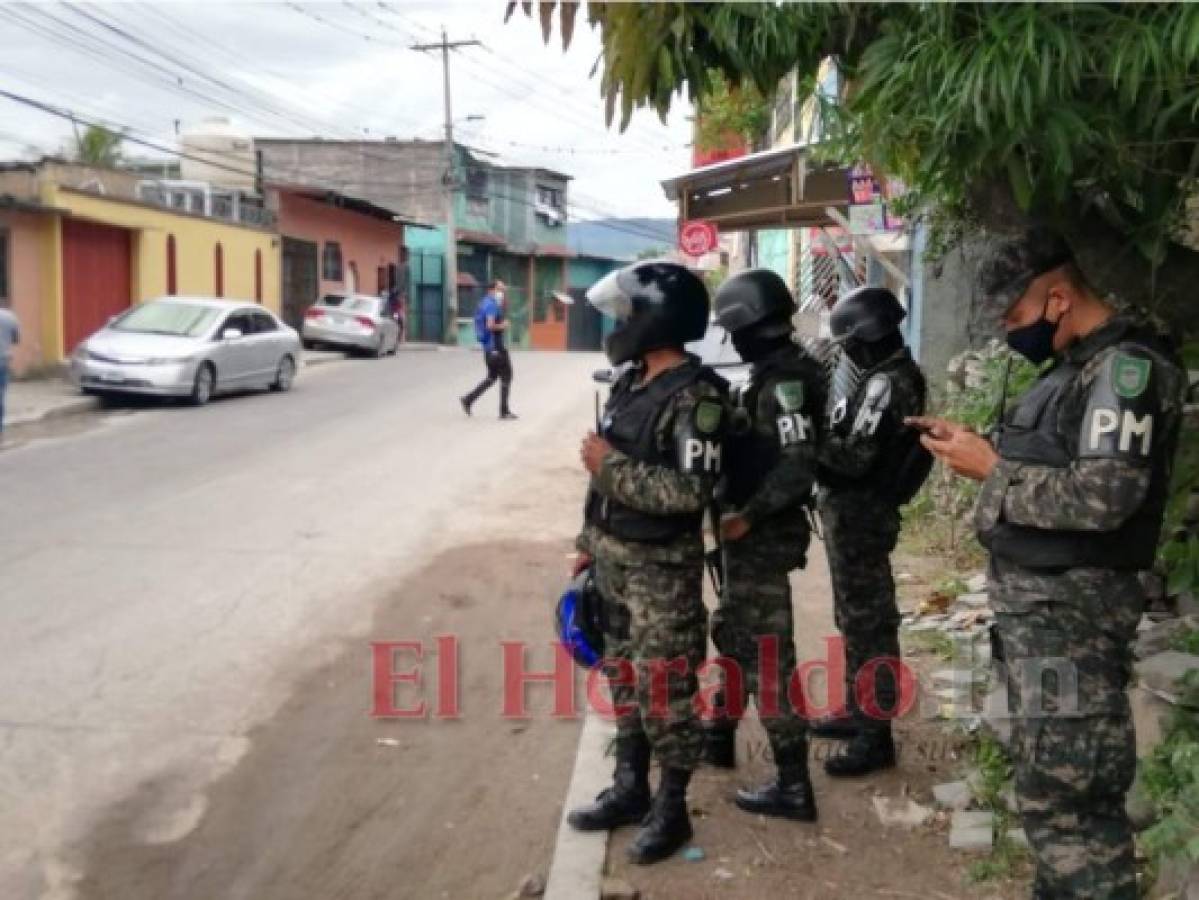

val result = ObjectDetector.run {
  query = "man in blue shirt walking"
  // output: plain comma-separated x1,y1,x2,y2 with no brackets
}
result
460,280,517,420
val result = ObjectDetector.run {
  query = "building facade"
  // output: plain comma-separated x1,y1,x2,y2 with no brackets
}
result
265,185,408,330
0,159,279,374
254,139,573,347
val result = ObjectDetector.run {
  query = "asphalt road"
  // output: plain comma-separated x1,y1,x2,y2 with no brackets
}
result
0,348,601,899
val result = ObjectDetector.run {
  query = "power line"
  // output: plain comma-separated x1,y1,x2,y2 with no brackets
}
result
0,87,676,247
306,1,675,158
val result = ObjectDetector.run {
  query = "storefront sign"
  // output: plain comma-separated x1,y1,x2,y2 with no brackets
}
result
679,219,719,256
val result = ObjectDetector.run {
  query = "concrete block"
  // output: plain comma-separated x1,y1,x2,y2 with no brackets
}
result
932,780,973,811
949,810,995,850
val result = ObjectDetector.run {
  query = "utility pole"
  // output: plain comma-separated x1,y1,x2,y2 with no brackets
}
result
413,29,481,344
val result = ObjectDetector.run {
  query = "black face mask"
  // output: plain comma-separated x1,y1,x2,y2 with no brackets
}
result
731,331,789,363
1005,299,1060,364
843,331,903,371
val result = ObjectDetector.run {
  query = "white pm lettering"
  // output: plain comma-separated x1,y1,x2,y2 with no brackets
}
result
684,438,722,472
1088,408,1119,450
1088,408,1154,456
1119,411,1153,456
830,398,848,428
853,407,883,437
777,414,813,447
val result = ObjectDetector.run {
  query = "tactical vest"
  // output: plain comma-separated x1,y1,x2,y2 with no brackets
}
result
722,351,821,511
980,327,1179,571
818,350,930,502
585,360,725,544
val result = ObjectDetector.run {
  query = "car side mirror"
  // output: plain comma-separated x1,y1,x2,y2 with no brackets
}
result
592,368,615,385
221,328,243,341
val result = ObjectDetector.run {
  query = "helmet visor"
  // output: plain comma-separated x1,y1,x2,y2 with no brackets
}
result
586,269,633,322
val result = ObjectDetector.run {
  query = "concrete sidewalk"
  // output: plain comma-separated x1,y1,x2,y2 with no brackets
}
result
4,349,354,429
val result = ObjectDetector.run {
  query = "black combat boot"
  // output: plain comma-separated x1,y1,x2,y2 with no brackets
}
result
700,725,737,769
626,767,693,865
567,736,651,831
823,727,896,777
734,764,817,821
809,711,860,739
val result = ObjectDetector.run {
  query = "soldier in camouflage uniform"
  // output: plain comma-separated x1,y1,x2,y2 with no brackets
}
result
912,229,1186,899
567,261,727,865
699,269,825,821
813,287,930,776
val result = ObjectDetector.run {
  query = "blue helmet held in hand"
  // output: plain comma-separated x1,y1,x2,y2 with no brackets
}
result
556,566,605,669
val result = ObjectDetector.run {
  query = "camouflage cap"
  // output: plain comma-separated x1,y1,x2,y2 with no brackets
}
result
977,227,1075,316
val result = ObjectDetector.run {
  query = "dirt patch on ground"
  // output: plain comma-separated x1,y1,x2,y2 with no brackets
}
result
74,540,582,900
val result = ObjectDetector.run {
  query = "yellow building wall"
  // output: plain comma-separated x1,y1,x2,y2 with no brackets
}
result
44,185,281,311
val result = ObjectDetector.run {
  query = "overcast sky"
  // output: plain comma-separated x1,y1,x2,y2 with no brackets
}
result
0,1,694,219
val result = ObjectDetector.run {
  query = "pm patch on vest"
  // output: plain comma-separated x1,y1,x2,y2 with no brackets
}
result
678,399,724,474
851,374,892,437
1080,350,1158,460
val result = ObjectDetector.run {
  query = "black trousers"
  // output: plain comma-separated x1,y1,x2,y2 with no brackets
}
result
464,349,513,414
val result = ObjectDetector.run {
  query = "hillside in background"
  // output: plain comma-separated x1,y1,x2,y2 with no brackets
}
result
567,217,675,260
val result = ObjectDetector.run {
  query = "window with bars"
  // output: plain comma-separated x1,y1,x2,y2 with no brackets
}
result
322,242,343,281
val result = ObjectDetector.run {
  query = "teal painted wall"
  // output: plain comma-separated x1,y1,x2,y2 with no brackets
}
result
757,229,790,281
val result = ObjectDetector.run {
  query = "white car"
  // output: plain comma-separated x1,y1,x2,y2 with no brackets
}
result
301,293,401,357
70,297,301,406
592,323,750,388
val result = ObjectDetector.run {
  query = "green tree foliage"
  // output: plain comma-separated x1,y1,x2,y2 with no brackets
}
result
72,125,124,167
510,2,1199,328
694,71,772,152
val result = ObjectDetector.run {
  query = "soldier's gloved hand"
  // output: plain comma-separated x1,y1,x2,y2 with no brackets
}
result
580,432,614,474
719,512,751,542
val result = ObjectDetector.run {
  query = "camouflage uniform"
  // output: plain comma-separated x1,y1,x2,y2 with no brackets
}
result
712,345,825,763
817,347,927,732
976,314,1186,898
578,360,726,772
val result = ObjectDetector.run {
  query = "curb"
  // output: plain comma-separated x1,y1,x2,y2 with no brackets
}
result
6,393,96,429
545,713,615,900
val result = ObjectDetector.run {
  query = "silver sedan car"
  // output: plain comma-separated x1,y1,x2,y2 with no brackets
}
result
301,293,400,357
69,297,302,406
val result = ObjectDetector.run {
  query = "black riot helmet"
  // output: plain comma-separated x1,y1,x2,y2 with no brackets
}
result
586,260,710,365
713,268,797,339
829,286,906,343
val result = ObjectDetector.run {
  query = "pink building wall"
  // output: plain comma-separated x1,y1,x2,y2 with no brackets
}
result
275,192,404,298
0,209,50,376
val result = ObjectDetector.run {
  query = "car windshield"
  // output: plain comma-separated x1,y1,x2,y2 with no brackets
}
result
110,302,222,337
341,297,380,314
321,295,347,307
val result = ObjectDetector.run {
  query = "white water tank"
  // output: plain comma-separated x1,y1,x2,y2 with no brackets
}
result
180,117,256,191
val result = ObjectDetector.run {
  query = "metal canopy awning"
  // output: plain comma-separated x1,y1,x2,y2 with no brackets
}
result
660,144,850,231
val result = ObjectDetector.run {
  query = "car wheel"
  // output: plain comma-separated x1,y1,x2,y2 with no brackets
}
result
190,363,216,406
272,355,296,392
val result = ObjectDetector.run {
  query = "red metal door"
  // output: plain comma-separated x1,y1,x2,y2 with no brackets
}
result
63,219,132,351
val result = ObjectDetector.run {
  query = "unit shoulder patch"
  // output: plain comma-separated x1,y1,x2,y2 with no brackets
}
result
694,399,724,435
1112,352,1152,400
773,380,805,413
